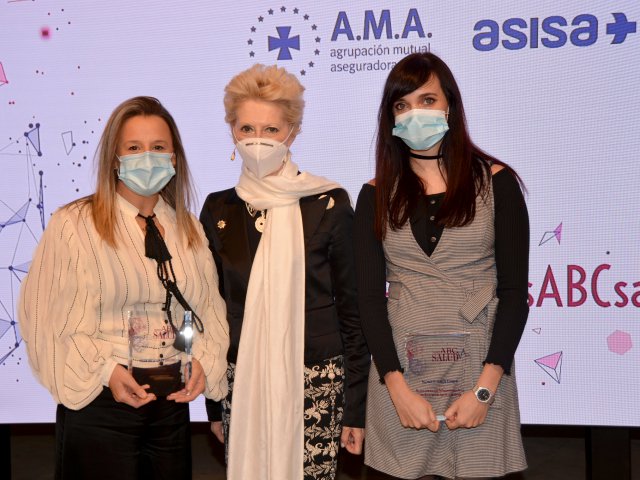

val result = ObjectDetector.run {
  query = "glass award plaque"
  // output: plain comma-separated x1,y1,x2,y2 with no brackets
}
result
404,332,470,418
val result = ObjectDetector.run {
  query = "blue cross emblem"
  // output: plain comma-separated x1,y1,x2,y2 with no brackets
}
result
268,26,300,60
606,12,636,44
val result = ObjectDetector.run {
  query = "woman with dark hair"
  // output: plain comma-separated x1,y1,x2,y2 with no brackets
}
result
354,52,529,479
19,96,229,480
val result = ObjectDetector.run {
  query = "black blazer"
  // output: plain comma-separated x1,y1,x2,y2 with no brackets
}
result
200,187,369,427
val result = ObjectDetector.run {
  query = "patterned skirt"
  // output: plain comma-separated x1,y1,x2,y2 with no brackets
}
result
221,355,345,480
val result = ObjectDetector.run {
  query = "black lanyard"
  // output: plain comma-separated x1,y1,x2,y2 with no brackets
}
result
138,213,204,351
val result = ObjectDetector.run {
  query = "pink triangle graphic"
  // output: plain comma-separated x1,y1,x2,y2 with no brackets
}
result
535,351,563,383
0,62,8,85
536,351,562,369
554,222,562,243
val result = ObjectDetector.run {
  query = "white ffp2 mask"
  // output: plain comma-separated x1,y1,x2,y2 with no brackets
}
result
235,127,294,178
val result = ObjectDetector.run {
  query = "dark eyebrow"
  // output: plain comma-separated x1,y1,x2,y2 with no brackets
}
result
393,92,438,104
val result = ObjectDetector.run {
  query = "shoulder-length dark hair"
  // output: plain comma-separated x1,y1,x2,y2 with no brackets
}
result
374,52,521,239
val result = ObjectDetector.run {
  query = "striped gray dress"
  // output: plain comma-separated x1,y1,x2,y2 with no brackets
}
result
364,183,527,479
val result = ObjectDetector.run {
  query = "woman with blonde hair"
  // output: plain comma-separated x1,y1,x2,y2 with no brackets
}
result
200,64,370,480
19,96,229,480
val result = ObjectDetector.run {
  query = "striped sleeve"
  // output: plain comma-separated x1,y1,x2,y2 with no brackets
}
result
18,207,117,409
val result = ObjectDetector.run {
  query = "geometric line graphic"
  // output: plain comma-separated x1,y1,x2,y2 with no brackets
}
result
61,130,75,155
1,121,46,370
0,199,29,232
535,350,563,384
0,318,11,338
12,261,31,274
0,299,22,365
37,170,45,230
24,123,43,157
539,222,562,246
0,348,19,365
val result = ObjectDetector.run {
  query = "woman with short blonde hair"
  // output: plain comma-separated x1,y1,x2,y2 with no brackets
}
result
201,65,370,480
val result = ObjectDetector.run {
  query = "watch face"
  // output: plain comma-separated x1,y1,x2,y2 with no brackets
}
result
476,388,491,402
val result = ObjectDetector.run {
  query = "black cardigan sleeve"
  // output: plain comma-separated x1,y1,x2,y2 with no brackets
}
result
484,169,530,374
353,184,402,381
199,193,225,423
327,188,370,427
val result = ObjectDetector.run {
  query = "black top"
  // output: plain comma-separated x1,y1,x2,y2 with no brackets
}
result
353,169,529,380
200,187,370,427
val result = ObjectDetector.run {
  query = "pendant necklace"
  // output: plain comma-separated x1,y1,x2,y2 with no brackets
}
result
245,202,267,233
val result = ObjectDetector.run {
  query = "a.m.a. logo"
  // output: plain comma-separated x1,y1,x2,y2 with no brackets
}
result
328,8,433,74
331,8,427,41
244,6,321,77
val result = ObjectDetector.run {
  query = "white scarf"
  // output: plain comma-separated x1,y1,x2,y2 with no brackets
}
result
228,157,340,480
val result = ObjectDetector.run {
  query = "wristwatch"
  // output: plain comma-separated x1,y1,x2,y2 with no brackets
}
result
473,386,495,405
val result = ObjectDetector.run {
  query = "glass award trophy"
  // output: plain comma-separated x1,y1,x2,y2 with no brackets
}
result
182,310,193,386
127,310,147,372
127,309,182,396
404,332,470,421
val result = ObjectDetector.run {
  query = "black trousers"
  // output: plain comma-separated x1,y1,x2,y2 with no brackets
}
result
55,388,191,480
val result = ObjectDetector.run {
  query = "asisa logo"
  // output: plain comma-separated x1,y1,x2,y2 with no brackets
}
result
473,12,637,51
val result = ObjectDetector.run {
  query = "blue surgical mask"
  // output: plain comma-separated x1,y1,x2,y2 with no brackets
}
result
117,151,175,197
392,109,449,151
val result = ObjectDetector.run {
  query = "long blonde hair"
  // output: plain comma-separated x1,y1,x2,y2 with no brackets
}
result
76,96,201,248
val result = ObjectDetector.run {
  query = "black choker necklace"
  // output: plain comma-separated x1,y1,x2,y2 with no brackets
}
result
410,152,443,160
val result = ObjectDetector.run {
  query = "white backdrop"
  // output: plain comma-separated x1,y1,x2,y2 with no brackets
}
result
1,0,638,425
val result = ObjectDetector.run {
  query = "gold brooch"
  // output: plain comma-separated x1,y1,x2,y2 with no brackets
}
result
319,195,335,210
326,197,335,210
217,220,226,230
